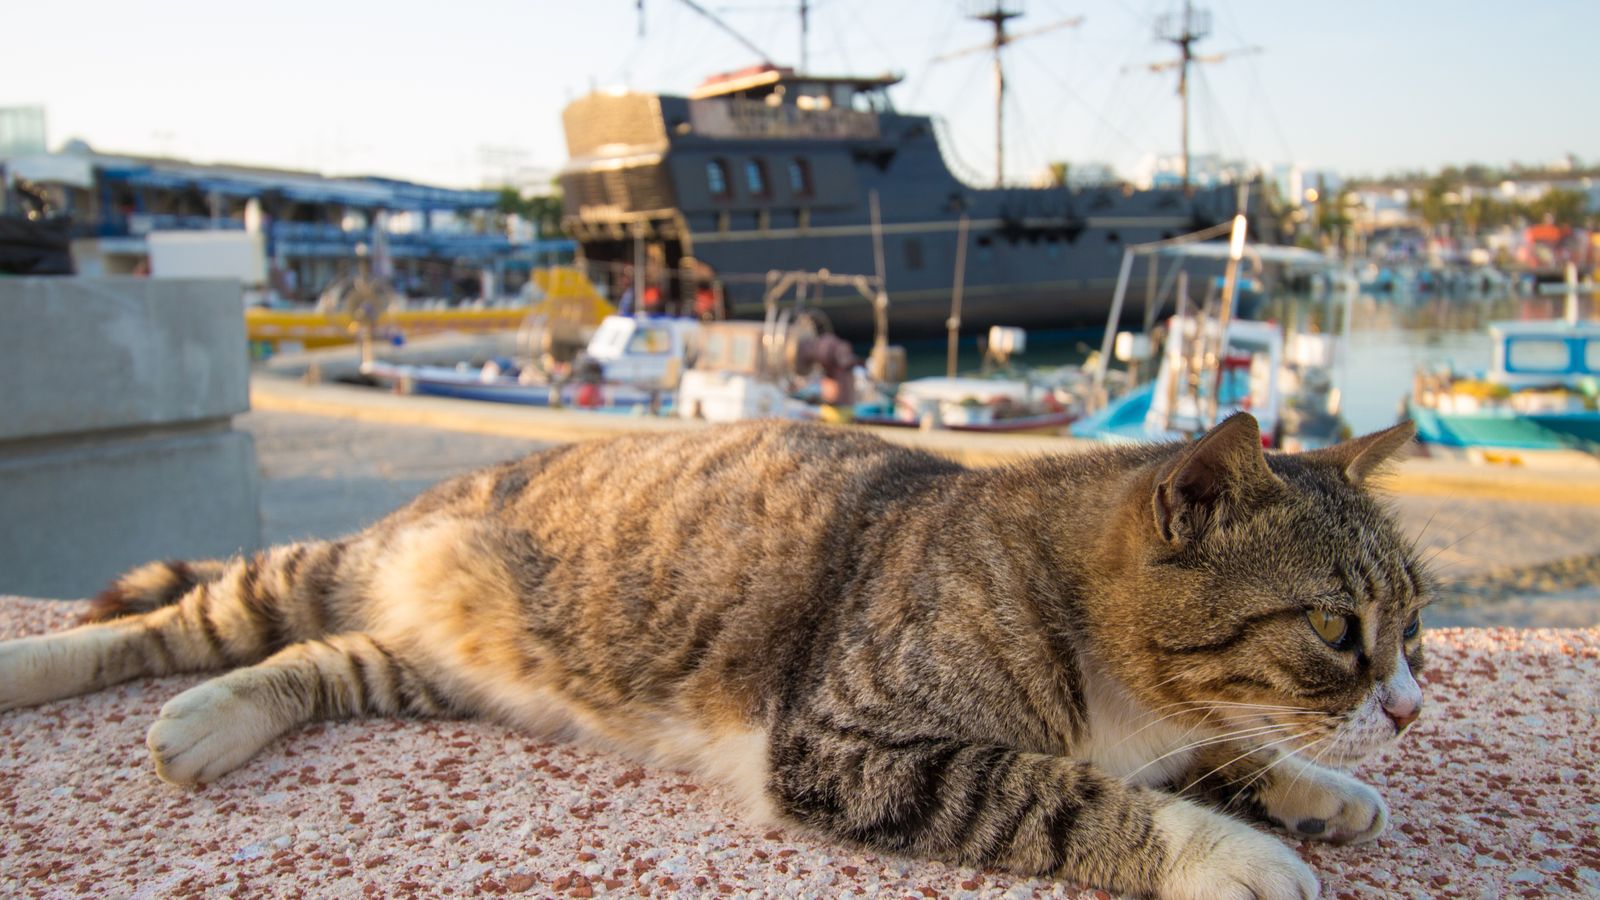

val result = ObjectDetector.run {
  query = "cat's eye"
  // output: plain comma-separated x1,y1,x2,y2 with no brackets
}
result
1306,609,1356,650
1403,614,1421,641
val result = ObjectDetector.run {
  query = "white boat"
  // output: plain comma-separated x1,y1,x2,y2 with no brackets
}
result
362,314,703,413
1073,215,1349,448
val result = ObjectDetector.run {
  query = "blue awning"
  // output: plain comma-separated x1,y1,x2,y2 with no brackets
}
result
94,161,499,210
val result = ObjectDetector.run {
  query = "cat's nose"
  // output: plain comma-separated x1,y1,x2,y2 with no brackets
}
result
1384,698,1420,733
1381,651,1423,734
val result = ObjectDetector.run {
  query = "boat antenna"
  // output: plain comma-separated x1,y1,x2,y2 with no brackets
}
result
932,2,1084,188
799,0,809,72
1133,2,1259,192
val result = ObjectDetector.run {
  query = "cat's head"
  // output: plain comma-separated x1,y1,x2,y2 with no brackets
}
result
1101,413,1428,768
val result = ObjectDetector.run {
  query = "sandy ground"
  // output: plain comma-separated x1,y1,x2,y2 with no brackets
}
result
242,411,553,547
2,598,1596,899
238,410,1600,628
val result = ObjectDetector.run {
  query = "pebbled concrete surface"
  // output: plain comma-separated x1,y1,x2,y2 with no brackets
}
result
1,598,1596,899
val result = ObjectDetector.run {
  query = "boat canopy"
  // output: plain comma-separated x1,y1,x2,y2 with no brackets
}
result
1149,241,1331,270
689,65,902,101
1488,320,1600,387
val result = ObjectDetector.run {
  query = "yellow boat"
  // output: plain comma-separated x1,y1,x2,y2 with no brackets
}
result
246,267,614,355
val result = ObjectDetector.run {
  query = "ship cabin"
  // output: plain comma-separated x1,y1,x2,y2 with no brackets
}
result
559,64,1248,338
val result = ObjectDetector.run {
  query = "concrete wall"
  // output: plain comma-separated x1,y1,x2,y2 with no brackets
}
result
0,278,262,598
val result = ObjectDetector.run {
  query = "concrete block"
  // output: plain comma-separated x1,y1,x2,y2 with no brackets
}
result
0,277,261,598
0,277,249,441
0,429,263,598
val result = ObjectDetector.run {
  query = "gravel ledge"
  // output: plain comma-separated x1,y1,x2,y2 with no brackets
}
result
3,597,1597,899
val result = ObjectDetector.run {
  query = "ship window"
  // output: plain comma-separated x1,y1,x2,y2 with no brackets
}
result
904,238,924,271
707,160,730,199
1506,338,1569,372
788,158,812,197
1586,340,1600,371
745,159,769,197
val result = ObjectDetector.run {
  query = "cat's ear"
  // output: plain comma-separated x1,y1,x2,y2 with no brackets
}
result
1153,412,1282,546
1301,420,1416,487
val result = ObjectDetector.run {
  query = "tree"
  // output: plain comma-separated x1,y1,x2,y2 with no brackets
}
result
493,184,566,237
1525,188,1588,227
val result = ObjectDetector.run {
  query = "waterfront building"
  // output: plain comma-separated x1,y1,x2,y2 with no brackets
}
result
1,141,573,302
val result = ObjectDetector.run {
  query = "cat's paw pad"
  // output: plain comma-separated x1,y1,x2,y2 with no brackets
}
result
1157,801,1318,900
147,681,279,785
1265,764,1387,845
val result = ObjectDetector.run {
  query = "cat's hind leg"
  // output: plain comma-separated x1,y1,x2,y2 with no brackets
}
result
146,631,451,785
0,541,346,712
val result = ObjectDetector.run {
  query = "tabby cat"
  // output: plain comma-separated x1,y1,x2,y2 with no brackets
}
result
0,413,1427,899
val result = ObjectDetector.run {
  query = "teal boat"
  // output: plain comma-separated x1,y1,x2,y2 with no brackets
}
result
1406,320,1600,452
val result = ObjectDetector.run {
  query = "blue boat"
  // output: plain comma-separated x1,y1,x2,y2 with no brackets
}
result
1407,320,1600,452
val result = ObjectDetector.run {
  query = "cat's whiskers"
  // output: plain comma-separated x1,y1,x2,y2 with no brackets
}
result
1123,722,1305,782
1223,734,1331,811
1172,700,1321,713
1412,504,1473,556
1418,521,1490,569
1106,701,1318,753
1150,669,1196,690
1278,731,1344,802
1408,508,1441,553
1179,728,1320,796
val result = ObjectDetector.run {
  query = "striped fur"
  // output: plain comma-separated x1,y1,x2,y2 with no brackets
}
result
81,559,230,623
0,415,1430,899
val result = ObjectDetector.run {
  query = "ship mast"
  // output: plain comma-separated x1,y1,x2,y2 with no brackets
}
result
1139,2,1258,191
933,2,1084,188
978,2,1021,189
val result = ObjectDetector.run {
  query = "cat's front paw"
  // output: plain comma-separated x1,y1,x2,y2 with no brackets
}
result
1155,800,1318,900
147,680,283,785
1261,761,1387,845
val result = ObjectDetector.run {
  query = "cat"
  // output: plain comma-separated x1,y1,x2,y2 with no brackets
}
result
0,413,1427,900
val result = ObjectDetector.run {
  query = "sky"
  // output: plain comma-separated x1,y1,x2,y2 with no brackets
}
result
3,0,1596,189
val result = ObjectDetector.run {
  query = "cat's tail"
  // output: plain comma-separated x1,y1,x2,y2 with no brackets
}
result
82,559,231,623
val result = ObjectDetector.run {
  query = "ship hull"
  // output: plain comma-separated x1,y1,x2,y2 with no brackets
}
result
558,76,1258,342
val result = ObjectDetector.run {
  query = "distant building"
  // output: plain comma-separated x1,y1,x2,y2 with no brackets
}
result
0,107,47,158
1067,162,1120,189
1270,163,1342,207
2,141,572,301
1133,153,1255,191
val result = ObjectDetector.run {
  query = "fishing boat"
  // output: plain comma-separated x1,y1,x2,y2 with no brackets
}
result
1406,319,1600,455
1072,318,1343,448
362,314,703,414
851,326,1082,435
1071,217,1349,448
